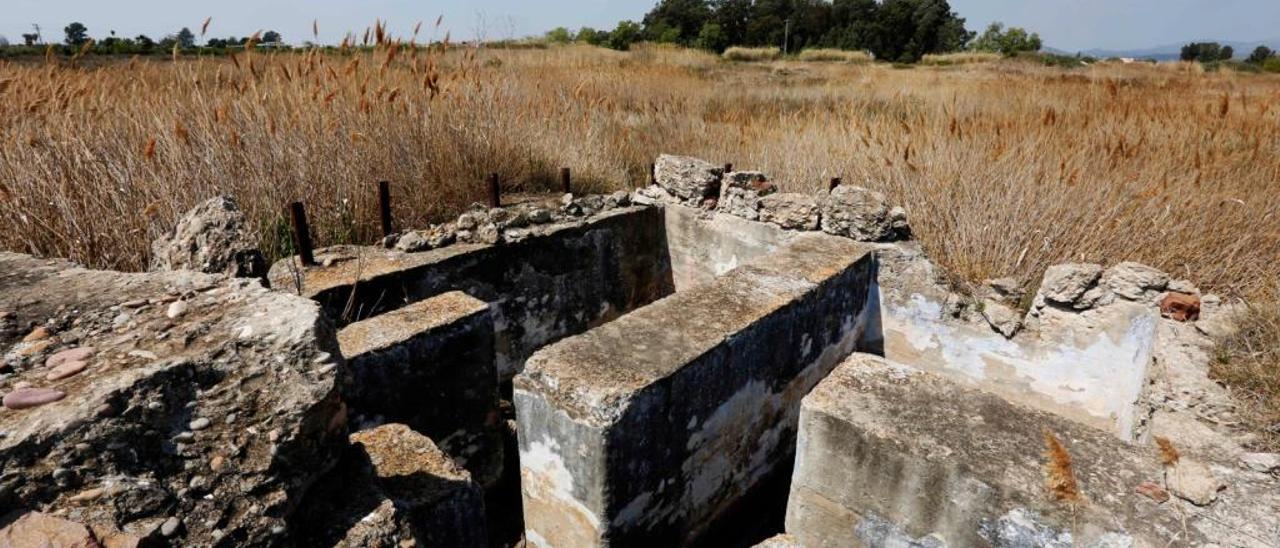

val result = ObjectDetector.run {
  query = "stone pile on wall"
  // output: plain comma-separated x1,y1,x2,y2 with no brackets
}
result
636,154,910,243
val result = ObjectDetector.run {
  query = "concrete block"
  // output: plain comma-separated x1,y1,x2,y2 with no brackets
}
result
338,291,503,487
515,233,880,547
785,353,1278,547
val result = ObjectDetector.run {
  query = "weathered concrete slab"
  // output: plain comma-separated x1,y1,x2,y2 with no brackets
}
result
295,423,487,548
785,353,1280,547
271,206,675,379
0,252,346,545
662,203,796,290
877,245,1155,439
338,291,502,488
514,233,880,547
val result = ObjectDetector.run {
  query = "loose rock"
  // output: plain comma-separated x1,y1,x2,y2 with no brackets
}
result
150,196,267,278
1165,458,1223,506
759,193,821,230
654,154,723,204
820,185,901,242
1103,262,1170,302
1038,263,1104,307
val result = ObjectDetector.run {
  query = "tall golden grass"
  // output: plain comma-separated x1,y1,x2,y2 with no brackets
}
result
1,42,1277,446
3,45,1277,289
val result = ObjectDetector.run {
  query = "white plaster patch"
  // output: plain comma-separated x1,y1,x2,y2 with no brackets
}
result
520,437,601,531
883,292,1157,439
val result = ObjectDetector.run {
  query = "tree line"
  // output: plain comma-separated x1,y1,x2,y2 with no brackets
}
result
552,0,982,62
0,22,284,56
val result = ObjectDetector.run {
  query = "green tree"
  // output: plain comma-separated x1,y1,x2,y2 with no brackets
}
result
695,21,728,51
870,0,971,62
1181,42,1223,62
135,35,155,52
64,22,89,46
22,33,39,46
970,22,1041,56
576,27,609,46
711,0,753,47
176,27,196,48
262,30,282,44
608,20,643,51
824,0,879,50
1247,45,1275,64
642,0,712,45
545,27,572,44
1220,45,1234,60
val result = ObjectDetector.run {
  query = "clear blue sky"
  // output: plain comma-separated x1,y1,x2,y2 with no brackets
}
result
2,0,1277,52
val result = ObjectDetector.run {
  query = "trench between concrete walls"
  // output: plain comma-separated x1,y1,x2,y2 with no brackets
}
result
283,196,1159,547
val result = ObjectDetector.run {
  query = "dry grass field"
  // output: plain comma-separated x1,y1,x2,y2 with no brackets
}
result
1,43,1277,444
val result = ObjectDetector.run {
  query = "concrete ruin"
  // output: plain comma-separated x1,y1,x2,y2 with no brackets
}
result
3,153,1278,547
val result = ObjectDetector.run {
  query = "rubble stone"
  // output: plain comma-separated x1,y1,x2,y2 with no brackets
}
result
759,193,820,230
820,185,901,241
979,298,1022,338
654,154,724,204
394,230,430,252
718,171,776,221
149,196,266,278
1165,458,1223,506
1103,261,1170,302
1038,263,1104,306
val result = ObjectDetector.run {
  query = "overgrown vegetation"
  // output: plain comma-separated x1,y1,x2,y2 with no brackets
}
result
1214,287,1280,451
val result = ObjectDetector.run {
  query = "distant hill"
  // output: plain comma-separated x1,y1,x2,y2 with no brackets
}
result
1045,39,1280,61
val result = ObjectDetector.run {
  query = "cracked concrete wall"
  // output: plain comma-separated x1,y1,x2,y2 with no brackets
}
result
514,234,880,547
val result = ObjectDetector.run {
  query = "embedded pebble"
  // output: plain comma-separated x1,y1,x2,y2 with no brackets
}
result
17,340,53,357
189,418,211,431
160,517,181,537
172,432,195,443
46,347,96,368
69,486,105,502
128,350,158,360
3,387,67,410
46,360,89,381
210,455,226,472
166,301,188,319
23,326,52,342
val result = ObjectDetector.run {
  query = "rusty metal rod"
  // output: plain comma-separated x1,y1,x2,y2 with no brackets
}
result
488,173,501,208
560,167,572,195
287,201,315,266
377,180,393,237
